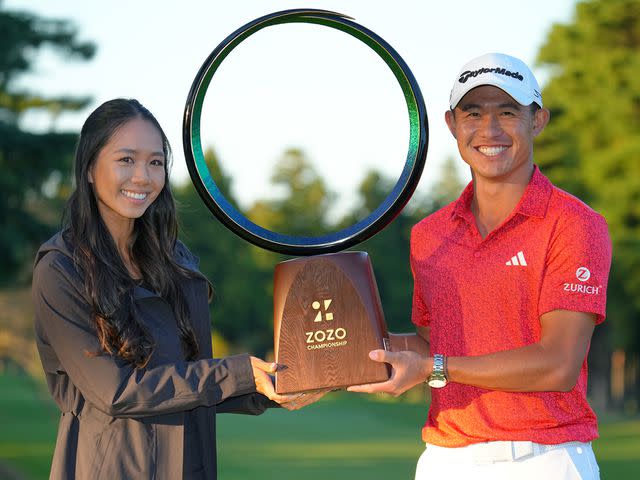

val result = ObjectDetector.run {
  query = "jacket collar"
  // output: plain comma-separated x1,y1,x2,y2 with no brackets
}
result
34,231,201,300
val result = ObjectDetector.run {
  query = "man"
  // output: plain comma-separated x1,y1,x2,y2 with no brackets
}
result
349,53,611,479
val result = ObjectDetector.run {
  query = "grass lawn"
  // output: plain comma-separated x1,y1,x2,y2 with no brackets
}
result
593,415,640,478
1,371,639,479
216,393,426,479
0,371,58,480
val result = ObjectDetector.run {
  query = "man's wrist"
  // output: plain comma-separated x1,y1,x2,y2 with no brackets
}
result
427,353,448,388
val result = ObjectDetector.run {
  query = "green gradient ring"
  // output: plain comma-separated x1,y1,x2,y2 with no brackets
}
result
183,8,428,256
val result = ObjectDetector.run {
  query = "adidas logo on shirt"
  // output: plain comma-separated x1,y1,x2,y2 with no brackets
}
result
506,251,527,266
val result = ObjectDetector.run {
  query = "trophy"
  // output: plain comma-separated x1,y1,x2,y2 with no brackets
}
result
183,9,428,393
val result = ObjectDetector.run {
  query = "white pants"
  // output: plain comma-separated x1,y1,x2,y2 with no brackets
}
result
415,441,600,480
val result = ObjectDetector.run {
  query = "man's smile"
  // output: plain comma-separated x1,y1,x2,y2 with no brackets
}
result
476,145,509,157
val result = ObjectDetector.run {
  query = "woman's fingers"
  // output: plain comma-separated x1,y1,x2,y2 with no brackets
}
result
250,356,277,374
249,357,330,409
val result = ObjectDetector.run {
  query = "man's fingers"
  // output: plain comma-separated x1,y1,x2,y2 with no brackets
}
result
348,350,427,396
368,349,398,364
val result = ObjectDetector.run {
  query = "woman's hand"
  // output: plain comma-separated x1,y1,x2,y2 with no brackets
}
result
280,390,329,411
249,356,329,410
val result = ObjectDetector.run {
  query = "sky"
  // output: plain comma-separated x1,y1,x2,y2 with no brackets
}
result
7,0,577,218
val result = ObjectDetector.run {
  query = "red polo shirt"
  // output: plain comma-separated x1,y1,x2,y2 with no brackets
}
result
411,165,611,447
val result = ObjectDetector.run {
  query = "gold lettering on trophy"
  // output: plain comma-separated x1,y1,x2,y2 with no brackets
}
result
312,299,333,322
305,327,347,344
306,299,346,349
307,340,348,350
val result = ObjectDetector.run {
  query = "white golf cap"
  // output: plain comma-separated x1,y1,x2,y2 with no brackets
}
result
449,52,543,109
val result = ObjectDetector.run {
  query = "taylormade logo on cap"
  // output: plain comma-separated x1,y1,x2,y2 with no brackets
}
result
459,67,524,84
449,53,543,109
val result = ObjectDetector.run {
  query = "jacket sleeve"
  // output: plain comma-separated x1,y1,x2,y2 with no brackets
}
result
32,253,258,419
189,275,279,416
217,393,280,415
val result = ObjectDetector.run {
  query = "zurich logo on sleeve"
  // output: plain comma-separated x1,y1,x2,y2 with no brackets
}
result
563,266,600,295
576,267,591,282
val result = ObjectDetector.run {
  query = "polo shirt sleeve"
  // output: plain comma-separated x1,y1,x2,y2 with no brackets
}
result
538,211,611,324
410,226,431,327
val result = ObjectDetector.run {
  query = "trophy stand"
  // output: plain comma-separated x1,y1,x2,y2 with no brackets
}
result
273,252,390,393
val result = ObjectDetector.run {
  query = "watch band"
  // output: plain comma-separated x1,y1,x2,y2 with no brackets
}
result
427,353,448,388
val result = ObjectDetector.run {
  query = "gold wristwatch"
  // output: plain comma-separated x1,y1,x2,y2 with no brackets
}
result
427,354,448,388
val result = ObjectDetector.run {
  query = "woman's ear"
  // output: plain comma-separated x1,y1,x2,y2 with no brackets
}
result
88,168,94,184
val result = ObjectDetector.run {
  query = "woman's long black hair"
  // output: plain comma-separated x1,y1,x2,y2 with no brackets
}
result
63,98,199,367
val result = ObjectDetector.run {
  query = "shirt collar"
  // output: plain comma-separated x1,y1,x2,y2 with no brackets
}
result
516,165,553,217
451,178,476,224
451,165,553,222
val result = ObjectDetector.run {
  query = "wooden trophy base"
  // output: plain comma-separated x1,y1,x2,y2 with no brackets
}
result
273,251,390,394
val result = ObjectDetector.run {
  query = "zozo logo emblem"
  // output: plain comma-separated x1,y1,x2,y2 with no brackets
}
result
576,267,591,282
312,299,333,322
307,298,347,346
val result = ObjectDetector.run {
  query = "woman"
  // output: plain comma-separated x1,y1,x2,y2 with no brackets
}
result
32,99,314,479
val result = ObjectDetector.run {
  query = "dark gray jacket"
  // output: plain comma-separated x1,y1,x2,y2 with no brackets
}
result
32,232,275,479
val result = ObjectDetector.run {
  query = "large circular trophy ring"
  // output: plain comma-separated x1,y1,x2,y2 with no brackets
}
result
183,9,428,256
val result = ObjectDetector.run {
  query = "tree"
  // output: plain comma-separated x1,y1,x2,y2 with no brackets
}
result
535,0,640,408
174,147,274,355
350,170,416,332
247,148,335,237
338,162,465,333
430,156,466,211
0,6,95,284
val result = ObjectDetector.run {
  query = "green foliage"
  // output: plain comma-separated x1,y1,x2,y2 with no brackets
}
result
345,170,416,332
431,156,466,210
174,148,275,355
0,6,95,285
247,148,335,237
353,158,465,332
0,9,94,90
536,0,640,352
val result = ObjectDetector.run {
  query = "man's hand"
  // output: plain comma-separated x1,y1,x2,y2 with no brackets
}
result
347,349,431,397
250,356,328,410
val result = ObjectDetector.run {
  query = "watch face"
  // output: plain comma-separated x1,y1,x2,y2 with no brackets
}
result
428,378,447,388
